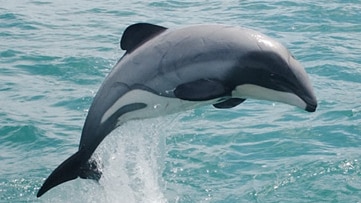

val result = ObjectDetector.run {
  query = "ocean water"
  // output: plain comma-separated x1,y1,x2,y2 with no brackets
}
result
1,0,361,202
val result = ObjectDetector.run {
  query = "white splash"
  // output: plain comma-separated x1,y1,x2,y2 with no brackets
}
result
93,119,168,203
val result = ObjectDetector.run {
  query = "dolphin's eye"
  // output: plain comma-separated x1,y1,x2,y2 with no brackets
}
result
269,72,285,82
269,73,297,91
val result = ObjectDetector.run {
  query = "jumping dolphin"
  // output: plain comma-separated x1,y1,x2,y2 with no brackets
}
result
37,23,317,197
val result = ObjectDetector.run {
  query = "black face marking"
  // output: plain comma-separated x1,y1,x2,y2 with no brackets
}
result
233,51,298,93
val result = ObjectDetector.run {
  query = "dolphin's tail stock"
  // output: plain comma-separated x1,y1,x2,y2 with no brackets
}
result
37,149,102,197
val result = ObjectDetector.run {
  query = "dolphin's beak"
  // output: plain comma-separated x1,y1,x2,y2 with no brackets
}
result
304,96,317,112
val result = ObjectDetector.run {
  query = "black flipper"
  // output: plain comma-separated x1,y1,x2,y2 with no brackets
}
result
174,79,231,101
37,150,101,197
120,23,167,52
213,98,246,109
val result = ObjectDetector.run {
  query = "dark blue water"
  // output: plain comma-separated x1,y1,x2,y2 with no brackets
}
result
1,0,361,202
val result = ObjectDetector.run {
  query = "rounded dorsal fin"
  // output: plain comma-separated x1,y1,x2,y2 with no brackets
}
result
120,23,167,52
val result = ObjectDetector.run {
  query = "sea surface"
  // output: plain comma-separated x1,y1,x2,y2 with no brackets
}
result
1,0,361,202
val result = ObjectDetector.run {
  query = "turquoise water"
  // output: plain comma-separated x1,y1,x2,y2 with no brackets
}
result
1,0,361,202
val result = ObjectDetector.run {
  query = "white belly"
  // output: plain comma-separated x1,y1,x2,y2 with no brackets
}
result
101,89,217,125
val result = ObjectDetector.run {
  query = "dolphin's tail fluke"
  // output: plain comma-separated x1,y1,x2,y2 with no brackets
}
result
37,150,102,198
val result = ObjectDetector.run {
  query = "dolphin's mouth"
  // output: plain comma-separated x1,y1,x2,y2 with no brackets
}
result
305,102,317,112
302,95,317,112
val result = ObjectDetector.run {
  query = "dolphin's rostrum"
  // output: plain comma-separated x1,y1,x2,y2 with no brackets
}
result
37,23,317,197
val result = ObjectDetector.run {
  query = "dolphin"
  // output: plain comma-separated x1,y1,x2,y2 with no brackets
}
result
37,23,317,197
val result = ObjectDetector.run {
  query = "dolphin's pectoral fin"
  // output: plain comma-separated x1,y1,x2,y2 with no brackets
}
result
213,98,246,109
79,158,102,181
174,79,231,101
121,23,167,52
37,150,86,197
